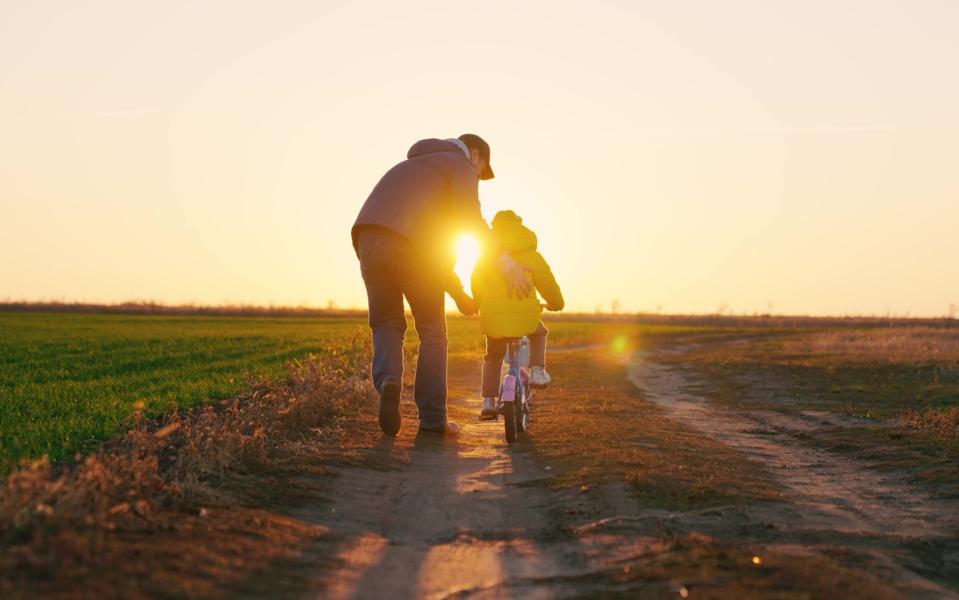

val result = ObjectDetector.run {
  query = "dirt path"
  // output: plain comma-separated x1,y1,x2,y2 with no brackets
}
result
300,426,558,599
288,399,657,599
628,346,959,598
277,343,958,599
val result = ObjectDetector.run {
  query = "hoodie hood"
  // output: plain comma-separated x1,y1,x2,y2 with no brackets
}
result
491,210,538,253
407,138,469,160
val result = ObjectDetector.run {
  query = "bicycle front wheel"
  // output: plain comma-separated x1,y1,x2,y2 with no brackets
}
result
503,401,517,443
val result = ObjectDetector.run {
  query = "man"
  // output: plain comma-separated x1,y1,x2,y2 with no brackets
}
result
352,134,530,436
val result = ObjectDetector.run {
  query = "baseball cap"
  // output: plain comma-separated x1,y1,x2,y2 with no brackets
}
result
457,133,495,180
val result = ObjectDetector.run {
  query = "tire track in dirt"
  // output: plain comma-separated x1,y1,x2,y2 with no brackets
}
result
627,347,959,598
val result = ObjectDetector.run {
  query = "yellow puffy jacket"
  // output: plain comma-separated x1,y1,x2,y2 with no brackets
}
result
471,210,564,338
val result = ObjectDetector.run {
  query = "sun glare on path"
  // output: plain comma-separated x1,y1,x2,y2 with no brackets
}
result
453,234,481,292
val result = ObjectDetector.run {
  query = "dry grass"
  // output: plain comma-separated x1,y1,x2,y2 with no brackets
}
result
0,341,374,599
778,326,959,364
906,406,959,442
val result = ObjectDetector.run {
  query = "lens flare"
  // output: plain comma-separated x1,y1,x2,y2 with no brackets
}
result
453,234,481,289
612,335,629,354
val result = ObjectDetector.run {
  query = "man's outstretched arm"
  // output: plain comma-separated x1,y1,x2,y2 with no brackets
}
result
444,271,477,316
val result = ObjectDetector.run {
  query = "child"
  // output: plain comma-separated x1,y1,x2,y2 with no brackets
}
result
470,210,564,419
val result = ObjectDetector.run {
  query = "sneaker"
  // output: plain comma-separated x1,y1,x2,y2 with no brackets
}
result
418,420,460,436
378,379,401,436
529,366,551,388
479,397,497,420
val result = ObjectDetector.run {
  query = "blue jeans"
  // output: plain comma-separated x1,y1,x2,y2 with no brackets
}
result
356,228,448,428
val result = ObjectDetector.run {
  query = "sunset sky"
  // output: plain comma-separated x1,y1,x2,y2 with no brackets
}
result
2,1,957,316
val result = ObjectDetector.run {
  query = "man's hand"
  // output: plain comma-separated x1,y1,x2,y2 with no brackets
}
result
499,252,533,299
454,294,477,316
543,302,562,311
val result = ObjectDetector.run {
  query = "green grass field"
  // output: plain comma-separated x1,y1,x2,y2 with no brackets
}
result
0,312,379,471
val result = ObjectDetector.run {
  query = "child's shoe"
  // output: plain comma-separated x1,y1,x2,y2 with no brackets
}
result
479,397,497,420
529,366,551,388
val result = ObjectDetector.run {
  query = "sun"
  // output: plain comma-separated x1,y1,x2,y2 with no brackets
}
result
453,234,481,290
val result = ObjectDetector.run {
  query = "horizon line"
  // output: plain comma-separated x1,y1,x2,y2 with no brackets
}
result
1,299,957,323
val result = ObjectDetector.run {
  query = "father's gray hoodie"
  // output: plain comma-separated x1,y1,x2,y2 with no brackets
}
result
352,139,488,271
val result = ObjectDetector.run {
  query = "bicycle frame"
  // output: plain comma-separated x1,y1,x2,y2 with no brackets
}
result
499,336,531,442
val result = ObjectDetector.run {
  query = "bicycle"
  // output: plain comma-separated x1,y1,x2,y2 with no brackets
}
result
495,336,533,443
